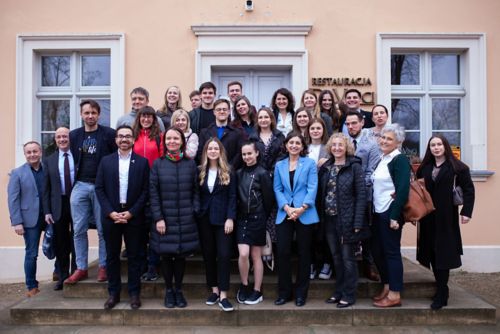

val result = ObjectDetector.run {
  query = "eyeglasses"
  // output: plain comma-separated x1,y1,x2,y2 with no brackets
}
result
117,135,133,139
214,108,229,113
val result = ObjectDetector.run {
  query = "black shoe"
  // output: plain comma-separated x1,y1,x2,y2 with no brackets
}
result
175,290,187,308
236,283,249,304
104,295,120,310
53,282,63,291
130,295,141,310
295,297,306,307
274,297,291,306
164,289,175,308
218,298,234,312
206,292,219,305
325,295,341,304
244,290,263,305
336,300,354,308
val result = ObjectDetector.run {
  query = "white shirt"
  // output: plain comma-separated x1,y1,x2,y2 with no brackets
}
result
118,151,132,204
58,150,75,195
277,112,293,137
208,168,217,193
308,144,321,164
372,149,400,213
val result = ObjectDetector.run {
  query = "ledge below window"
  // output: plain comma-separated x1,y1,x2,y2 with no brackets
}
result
471,170,495,182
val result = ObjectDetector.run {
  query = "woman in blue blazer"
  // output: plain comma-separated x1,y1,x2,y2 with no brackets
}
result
273,131,319,307
197,137,237,312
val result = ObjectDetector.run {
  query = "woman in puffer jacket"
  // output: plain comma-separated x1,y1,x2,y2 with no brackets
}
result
317,133,367,308
149,127,199,309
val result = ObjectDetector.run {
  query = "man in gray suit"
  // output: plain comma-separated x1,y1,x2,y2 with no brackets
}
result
7,141,45,297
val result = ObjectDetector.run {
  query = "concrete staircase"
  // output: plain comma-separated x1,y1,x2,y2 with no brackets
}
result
10,257,496,327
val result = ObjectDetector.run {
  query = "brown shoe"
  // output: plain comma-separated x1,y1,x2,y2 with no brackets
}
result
97,266,107,282
130,295,142,310
364,264,380,282
25,288,40,297
373,296,402,308
372,289,389,302
64,269,88,284
104,295,120,310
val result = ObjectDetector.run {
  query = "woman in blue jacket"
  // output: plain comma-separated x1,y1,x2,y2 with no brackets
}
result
273,131,319,307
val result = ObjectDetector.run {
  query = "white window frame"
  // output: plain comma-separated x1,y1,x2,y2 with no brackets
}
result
376,33,492,181
191,25,311,101
16,34,125,166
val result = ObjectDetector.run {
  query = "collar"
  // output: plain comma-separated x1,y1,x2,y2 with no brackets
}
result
58,149,72,158
118,150,132,160
382,148,401,160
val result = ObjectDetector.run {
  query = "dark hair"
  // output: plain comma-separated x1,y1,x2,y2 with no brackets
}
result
256,107,277,132
213,98,230,110
130,87,149,99
271,88,295,116
199,81,217,94
372,104,388,114
80,99,101,114
227,81,242,90
116,125,134,134
163,126,187,155
344,88,362,99
345,110,364,122
133,106,161,141
292,108,313,134
284,131,308,157
189,90,200,99
231,96,256,128
418,134,464,174
318,89,340,129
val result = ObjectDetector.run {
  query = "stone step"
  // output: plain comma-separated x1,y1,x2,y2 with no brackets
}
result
65,258,436,299
11,284,496,326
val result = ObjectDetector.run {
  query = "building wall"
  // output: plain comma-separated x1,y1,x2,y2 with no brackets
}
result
1,0,499,274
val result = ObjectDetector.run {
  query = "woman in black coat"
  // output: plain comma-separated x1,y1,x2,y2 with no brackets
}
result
149,127,199,309
198,137,237,312
317,133,367,307
416,135,475,310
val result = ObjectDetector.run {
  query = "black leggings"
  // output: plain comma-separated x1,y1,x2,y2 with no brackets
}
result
161,256,186,290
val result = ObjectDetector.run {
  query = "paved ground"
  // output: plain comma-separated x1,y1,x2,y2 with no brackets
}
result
1,271,499,333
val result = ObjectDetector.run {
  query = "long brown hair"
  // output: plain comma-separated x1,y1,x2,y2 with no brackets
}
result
133,106,162,140
199,137,231,186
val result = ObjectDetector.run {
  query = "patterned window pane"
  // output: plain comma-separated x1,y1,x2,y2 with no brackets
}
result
42,56,70,86
432,55,460,85
391,54,420,85
41,100,70,131
432,98,460,130
433,131,461,148
391,98,420,130
401,132,420,158
82,55,111,86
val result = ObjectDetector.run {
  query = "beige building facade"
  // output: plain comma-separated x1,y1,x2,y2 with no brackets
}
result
1,0,499,279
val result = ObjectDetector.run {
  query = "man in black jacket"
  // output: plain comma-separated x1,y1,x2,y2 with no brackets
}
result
65,99,117,285
189,82,217,135
339,89,375,134
196,98,244,168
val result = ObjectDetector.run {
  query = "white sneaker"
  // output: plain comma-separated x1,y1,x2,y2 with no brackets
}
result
318,263,332,280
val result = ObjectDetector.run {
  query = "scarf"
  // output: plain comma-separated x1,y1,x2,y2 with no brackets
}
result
166,150,183,162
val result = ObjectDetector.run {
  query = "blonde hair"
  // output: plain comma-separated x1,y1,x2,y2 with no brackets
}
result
199,138,231,186
171,109,191,132
159,85,183,113
325,133,355,158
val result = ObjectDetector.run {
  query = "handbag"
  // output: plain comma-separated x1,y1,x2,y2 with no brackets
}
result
453,175,464,205
42,224,56,260
403,175,435,222
261,231,274,271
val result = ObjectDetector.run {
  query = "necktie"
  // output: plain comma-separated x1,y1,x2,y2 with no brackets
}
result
64,153,72,195
353,139,358,151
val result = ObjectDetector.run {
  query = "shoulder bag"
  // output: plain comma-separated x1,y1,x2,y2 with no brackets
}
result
403,173,435,222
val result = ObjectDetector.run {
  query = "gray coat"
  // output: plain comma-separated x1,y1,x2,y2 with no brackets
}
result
8,163,41,228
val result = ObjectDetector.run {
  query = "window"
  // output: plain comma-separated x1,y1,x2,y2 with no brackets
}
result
390,52,464,158
376,33,490,180
16,34,124,165
39,53,111,155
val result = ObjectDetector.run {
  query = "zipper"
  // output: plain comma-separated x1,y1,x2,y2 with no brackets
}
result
247,173,255,214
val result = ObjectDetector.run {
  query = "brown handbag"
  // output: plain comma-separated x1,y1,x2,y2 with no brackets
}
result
403,177,435,222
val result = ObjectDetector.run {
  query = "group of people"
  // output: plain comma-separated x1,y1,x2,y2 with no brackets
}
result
7,81,475,313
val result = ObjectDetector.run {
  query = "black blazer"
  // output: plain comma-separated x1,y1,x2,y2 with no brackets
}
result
95,151,150,225
42,150,73,222
196,124,244,168
70,125,117,178
199,172,237,226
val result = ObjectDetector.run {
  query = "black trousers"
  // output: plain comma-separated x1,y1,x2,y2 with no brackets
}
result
198,215,233,291
276,219,314,299
53,196,76,283
102,219,143,297
161,256,186,290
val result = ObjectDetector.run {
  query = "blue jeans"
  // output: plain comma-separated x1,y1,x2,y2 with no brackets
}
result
23,219,43,290
70,181,106,270
324,215,358,304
